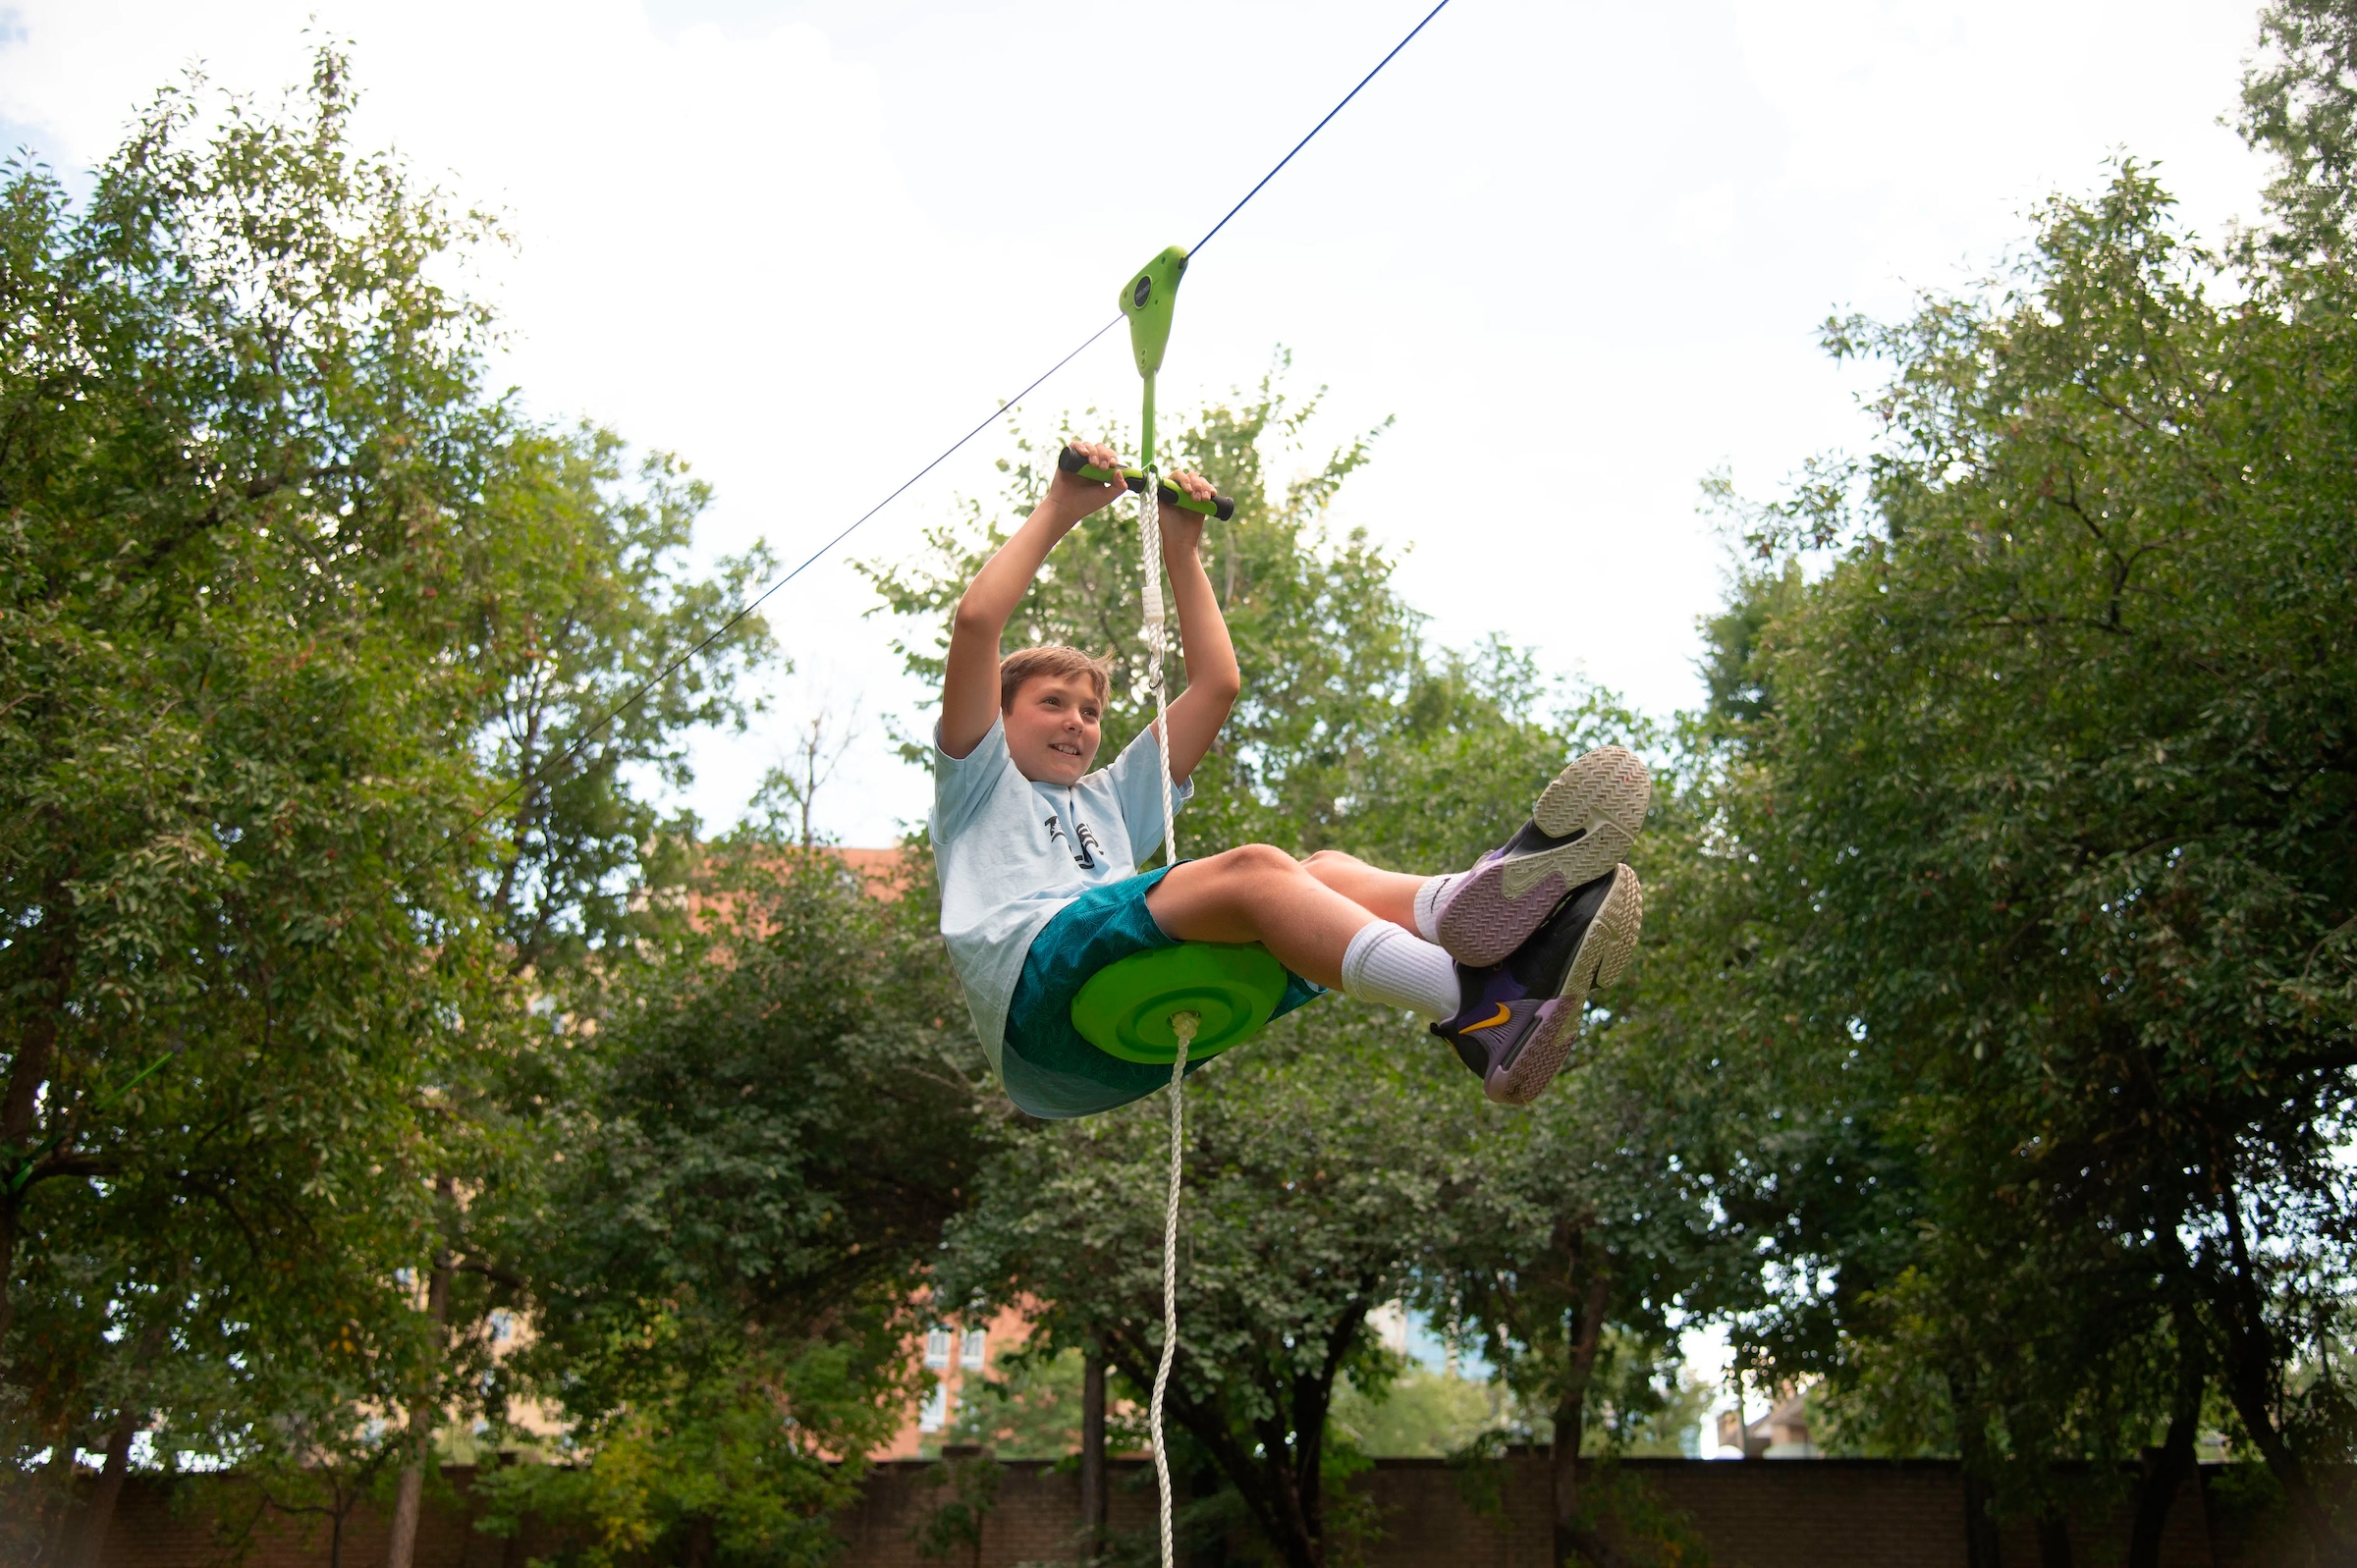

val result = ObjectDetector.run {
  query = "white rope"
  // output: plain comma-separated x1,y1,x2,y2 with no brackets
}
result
1137,477,1191,1568
1148,1013,1192,1568
1138,478,1178,877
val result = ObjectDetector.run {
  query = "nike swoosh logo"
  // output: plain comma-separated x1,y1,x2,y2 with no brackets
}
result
1460,1003,1512,1033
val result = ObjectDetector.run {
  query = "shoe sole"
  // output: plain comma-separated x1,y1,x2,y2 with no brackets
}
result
1488,864,1643,1107
1439,746,1652,965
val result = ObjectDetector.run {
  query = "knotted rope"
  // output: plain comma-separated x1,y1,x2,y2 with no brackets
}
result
1137,476,1194,1568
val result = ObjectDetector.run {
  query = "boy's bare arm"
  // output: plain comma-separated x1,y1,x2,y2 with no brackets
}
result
1156,471,1241,782
941,440,1130,758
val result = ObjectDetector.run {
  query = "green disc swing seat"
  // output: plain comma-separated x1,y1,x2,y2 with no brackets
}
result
1070,941,1289,1064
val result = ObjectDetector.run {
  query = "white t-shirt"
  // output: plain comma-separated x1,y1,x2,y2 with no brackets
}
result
932,717,1191,1066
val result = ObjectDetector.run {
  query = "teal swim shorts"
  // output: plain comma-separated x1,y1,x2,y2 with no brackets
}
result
1001,865,1324,1119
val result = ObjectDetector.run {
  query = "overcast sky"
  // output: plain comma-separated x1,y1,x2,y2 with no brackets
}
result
2,0,2272,848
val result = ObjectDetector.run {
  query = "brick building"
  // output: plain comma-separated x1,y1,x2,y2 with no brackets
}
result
871,1303,1035,1460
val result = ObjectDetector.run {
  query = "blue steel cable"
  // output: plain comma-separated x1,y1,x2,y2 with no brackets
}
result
1190,0,1453,258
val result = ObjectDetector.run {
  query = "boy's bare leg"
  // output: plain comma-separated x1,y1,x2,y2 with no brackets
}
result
1144,846,1388,990
1298,850,1423,930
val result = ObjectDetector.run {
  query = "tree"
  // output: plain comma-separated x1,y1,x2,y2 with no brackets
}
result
1667,161,2357,1561
0,50,786,1568
379,415,779,1568
0,48,518,1555
483,838,1002,1567
1414,779,1725,1568
937,1006,1452,1568
757,699,865,851
864,358,1408,860
2240,0,2357,264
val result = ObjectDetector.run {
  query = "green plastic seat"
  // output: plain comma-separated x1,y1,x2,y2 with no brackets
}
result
1070,942,1289,1064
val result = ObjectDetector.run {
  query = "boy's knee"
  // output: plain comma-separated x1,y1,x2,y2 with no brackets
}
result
1217,842,1301,882
1301,849,1357,874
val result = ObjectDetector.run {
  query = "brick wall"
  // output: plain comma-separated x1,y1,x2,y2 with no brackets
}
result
75,1456,2325,1568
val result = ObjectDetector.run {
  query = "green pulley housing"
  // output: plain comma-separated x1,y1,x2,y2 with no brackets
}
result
1060,243,1236,522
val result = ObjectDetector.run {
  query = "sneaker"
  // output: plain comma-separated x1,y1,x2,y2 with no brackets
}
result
1432,864,1643,1106
1433,745,1651,966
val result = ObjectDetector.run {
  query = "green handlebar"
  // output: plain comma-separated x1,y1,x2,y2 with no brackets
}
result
1058,446,1236,522
1057,445,1146,494
1159,480,1239,523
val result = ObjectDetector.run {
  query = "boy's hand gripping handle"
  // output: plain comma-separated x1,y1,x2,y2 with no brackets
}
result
1057,443,1146,494
1058,445,1237,523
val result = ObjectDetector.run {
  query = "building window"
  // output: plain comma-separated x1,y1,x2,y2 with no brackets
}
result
924,1326,952,1369
918,1383,952,1433
961,1327,987,1371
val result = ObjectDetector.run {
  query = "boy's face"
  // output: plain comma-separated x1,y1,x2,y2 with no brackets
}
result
1004,672,1104,785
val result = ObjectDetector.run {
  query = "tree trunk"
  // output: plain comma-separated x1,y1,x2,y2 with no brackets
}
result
680,1514,715,1568
69,1314,170,1568
71,1398,139,1568
385,1184,457,1568
2126,1311,2200,1568
40,1431,80,1566
2036,1510,2072,1568
1960,1467,2001,1568
1552,1246,1624,1568
0,1197,22,1356
2216,1325,2342,1563
2213,1188,2343,1561
1078,1351,1107,1562
1950,1372,2001,1568
0,919,71,1349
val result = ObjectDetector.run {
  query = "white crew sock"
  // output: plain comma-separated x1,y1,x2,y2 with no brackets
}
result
1340,920,1461,1020
1410,875,1459,943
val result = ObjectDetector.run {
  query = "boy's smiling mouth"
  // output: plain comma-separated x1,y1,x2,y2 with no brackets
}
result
1050,740,1083,757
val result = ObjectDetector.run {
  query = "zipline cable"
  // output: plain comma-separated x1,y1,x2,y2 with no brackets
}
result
1189,0,1452,259
437,0,1454,862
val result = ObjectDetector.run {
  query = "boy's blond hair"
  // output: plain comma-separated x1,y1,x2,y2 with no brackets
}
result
999,644,1113,711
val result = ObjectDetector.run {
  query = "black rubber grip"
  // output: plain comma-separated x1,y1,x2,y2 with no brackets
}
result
1159,482,1237,523
1058,445,1146,492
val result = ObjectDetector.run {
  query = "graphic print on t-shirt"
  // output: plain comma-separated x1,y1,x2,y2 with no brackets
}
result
1043,809,1099,870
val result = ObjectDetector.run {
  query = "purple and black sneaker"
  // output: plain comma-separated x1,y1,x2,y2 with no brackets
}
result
1433,745,1651,966
1434,864,1643,1106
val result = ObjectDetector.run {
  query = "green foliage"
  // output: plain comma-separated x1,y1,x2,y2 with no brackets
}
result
0,47,785,1564
467,423,778,976
2240,0,2357,263
936,1005,1453,1568
908,1449,1001,1562
1565,1461,1712,1568
487,842,999,1565
0,44,516,1501
1413,981,1719,1459
1328,1368,1503,1459
478,1333,899,1568
943,1344,1087,1460
1663,159,2357,1555
866,358,1418,861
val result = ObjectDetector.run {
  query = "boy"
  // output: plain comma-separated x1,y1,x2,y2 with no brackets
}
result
933,440,1648,1119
